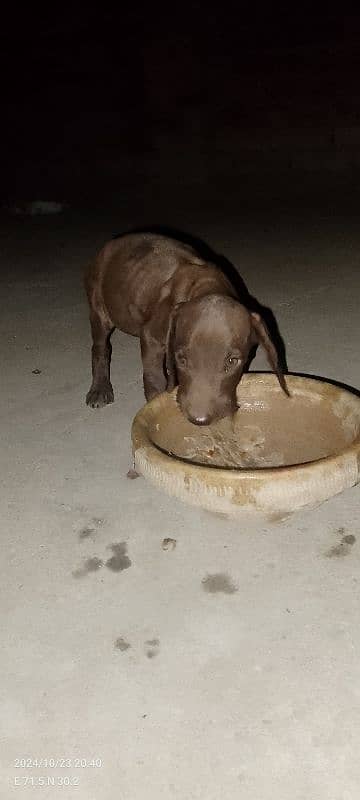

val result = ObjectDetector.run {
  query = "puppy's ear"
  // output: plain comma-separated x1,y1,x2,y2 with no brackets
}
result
250,312,290,396
165,303,184,392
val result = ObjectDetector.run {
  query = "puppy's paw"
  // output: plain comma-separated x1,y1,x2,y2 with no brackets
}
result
86,382,114,409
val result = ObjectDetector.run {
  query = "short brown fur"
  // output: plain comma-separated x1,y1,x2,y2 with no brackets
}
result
85,232,288,424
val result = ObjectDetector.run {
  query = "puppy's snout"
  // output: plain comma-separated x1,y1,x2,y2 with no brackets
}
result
188,413,211,426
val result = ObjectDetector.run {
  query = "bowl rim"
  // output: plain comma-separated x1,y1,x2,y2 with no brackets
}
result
131,372,360,479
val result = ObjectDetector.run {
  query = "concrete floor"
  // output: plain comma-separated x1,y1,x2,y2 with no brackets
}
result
1,180,360,799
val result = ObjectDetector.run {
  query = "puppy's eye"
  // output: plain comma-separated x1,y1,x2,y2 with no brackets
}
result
224,355,241,371
176,353,187,368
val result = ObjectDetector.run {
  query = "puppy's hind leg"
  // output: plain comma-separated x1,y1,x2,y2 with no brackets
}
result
86,310,115,408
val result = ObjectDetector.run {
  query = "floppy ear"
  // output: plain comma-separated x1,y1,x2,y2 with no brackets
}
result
250,312,290,396
165,303,184,392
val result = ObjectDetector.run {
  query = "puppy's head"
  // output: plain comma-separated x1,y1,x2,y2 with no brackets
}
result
165,295,288,425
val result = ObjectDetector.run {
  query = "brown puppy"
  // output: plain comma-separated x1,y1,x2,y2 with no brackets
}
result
85,232,288,425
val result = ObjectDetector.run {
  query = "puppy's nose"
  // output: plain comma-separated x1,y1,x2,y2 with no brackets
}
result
189,414,210,426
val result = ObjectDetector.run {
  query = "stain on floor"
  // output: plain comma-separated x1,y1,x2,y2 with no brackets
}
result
78,518,105,540
201,573,238,594
114,637,131,652
78,526,96,540
325,529,356,558
162,537,177,551
145,638,160,659
105,542,132,572
72,556,104,578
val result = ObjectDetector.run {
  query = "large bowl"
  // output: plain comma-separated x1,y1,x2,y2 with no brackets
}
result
131,374,360,518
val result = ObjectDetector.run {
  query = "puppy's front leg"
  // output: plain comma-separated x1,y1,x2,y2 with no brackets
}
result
86,311,115,408
140,327,167,401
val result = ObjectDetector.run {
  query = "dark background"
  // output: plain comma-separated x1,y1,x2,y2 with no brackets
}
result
1,7,360,211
